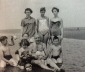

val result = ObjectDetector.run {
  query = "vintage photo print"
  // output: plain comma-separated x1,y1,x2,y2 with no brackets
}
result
0,0,85,72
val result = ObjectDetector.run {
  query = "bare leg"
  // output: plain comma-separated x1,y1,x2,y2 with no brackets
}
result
47,58,60,71
31,60,54,71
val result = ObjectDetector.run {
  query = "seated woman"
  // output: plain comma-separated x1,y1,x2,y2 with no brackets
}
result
31,34,63,71
31,34,54,71
15,39,32,71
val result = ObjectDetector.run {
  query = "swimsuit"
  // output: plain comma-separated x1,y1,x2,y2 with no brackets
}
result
4,55,12,60
39,19,49,33
51,21,61,36
52,55,60,60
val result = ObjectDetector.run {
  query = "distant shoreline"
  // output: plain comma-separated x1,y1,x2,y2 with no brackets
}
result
0,28,85,40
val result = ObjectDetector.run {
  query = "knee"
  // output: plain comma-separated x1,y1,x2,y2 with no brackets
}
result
13,62,17,66
31,60,41,65
57,58,62,64
0,61,6,68
46,58,52,64
57,58,63,67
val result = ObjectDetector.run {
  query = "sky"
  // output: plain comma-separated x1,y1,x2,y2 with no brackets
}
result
0,0,85,30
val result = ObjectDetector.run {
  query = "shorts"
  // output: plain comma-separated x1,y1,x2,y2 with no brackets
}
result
51,55,60,60
4,55,13,60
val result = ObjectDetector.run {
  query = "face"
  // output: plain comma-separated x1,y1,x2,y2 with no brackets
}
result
53,39,59,45
2,39,8,46
52,9,58,16
25,64,32,71
34,35,41,44
40,11,45,16
22,45,28,49
25,10,31,17
38,45,43,51
23,34,29,39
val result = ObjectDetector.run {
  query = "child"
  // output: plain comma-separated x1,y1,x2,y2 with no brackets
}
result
37,7,50,44
0,36,17,68
49,36,63,70
15,39,32,71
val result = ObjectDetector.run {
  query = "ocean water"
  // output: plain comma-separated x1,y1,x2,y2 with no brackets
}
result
0,28,85,40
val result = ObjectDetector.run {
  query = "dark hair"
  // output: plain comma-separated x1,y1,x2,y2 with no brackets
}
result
52,7,59,13
0,36,8,42
53,36,59,41
24,8,33,13
19,39,30,47
40,7,46,12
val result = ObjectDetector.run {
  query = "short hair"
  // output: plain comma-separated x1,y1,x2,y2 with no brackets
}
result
24,8,33,13
40,7,46,12
53,36,59,41
52,7,59,13
0,36,8,42
19,39,30,47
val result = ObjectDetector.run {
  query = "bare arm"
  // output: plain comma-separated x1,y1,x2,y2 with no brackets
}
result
8,36,15,46
47,17,49,28
0,50,10,63
37,19,39,33
50,20,52,30
60,19,63,39
34,20,37,34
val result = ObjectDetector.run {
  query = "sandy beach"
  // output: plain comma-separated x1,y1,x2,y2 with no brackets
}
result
7,37,85,72
62,38,85,72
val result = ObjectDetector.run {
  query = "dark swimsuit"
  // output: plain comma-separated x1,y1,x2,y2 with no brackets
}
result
18,51,35,66
51,21,61,27
4,55,12,60
51,21,61,36
52,55,60,60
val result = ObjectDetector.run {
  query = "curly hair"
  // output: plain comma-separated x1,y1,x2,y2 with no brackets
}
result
19,39,30,47
24,8,33,13
52,7,59,13
0,36,8,42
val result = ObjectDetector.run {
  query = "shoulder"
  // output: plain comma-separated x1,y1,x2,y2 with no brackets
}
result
50,18,54,22
37,17,42,20
0,46,4,51
45,16,49,20
31,17,36,21
18,47,24,52
21,18,26,21
58,17,63,21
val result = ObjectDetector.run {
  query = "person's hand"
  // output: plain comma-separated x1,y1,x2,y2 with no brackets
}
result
8,61,14,66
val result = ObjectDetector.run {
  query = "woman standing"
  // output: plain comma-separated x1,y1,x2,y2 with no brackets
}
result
50,7,63,43
37,7,50,44
21,8,36,38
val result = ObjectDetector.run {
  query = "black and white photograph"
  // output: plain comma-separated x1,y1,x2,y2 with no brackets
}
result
0,0,85,72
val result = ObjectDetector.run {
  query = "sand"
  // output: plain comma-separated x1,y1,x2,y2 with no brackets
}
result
62,38,85,72
0,38,85,72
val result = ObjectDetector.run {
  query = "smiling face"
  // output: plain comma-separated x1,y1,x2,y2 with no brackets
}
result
34,35,41,44
53,38,59,45
25,10,31,17
23,34,29,39
40,11,45,16
2,39,8,46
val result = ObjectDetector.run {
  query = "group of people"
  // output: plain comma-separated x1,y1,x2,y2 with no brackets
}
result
0,7,64,72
